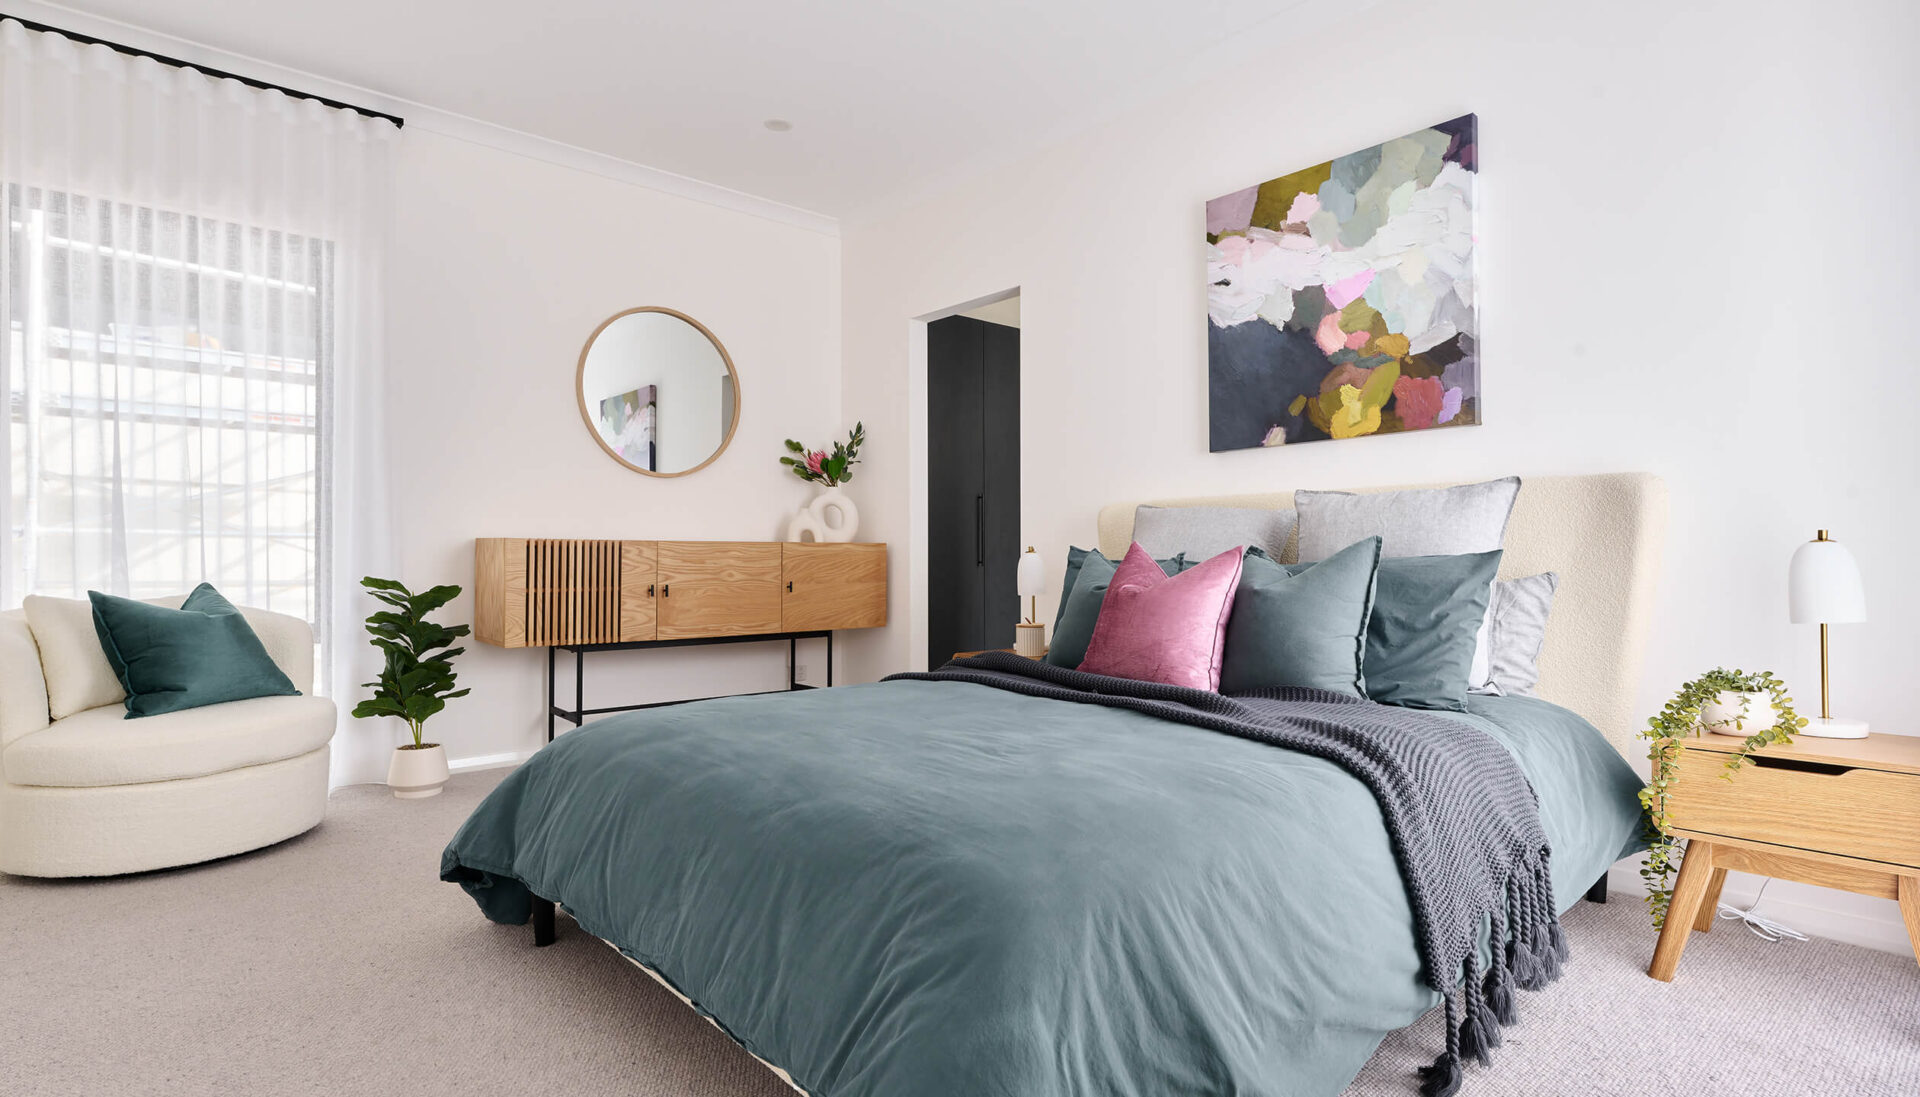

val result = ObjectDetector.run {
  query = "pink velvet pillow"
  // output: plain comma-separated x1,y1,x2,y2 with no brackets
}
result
1078,543,1245,691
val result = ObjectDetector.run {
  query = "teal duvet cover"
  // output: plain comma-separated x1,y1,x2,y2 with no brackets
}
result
442,681,1642,1097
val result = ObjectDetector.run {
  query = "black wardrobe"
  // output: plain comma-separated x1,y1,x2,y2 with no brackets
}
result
926,315,1020,668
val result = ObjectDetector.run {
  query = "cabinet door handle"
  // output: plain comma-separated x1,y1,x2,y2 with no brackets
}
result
662,584,669,597
787,581,794,593
976,495,985,566
647,583,655,598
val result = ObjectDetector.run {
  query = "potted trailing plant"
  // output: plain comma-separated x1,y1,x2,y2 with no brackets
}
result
352,577,470,800
781,422,866,542
1639,667,1807,927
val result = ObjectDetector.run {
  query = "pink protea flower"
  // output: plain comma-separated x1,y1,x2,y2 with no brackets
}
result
805,450,827,476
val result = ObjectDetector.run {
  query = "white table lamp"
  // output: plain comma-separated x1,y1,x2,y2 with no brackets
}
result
1015,546,1046,657
1788,529,1867,738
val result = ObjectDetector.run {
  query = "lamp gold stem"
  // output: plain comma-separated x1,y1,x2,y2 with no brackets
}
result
1819,621,1831,721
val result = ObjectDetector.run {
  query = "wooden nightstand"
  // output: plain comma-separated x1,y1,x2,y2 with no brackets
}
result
1648,731,1920,981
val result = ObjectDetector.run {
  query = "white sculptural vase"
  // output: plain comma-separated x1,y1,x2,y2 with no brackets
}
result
787,484,859,543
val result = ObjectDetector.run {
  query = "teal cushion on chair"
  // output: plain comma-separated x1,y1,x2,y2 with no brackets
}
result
1364,550,1504,711
89,583,301,718
1218,537,1381,696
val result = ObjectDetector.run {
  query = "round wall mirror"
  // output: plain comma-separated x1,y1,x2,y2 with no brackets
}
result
576,307,741,477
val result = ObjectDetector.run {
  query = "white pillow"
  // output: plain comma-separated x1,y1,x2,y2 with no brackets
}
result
1472,572,1560,696
23,593,184,720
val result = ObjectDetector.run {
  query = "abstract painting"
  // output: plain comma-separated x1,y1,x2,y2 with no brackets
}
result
599,385,657,471
1207,114,1478,451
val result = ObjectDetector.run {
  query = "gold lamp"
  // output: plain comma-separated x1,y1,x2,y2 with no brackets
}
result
1787,529,1868,738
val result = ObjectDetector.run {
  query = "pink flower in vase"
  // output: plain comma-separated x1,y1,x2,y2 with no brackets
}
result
805,450,827,477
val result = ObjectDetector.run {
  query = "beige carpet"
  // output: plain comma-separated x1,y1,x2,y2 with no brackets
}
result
3,770,1916,1096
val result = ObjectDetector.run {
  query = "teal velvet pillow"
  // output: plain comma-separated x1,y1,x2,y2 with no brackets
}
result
1364,550,1503,712
1047,547,1185,669
90,583,300,718
1218,537,1381,696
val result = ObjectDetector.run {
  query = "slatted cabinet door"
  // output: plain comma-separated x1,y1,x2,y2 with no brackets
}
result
783,544,887,631
656,541,783,638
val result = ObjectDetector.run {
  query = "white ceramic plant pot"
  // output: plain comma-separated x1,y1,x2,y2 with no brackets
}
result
389,743,450,799
786,485,859,543
1701,691,1776,737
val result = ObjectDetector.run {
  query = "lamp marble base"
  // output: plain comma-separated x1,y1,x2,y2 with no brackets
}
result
1800,716,1870,739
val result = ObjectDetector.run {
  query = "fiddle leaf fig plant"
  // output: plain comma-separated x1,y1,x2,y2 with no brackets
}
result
1639,667,1806,929
351,576,470,749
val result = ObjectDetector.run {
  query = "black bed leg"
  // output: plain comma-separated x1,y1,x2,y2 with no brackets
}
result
1586,874,1608,904
532,897,556,946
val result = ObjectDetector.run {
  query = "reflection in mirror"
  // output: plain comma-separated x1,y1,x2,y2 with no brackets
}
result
577,308,739,477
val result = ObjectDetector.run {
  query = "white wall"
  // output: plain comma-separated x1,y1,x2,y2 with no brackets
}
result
344,126,840,783
837,0,1920,951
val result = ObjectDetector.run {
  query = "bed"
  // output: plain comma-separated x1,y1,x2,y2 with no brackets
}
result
442,472,1666,1097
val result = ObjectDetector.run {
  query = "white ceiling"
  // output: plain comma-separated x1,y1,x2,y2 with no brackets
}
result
33,0,1324,220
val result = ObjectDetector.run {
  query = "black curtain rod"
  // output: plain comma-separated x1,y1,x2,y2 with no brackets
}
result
0,13,405,128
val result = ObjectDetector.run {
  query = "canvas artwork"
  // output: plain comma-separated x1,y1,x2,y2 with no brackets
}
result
1206,114,1478,451
599,385,657,471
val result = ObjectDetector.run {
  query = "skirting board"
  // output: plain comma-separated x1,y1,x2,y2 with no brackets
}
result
449,750,534,774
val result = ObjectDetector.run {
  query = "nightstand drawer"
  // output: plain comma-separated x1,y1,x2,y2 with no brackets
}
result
1669,747,1920,868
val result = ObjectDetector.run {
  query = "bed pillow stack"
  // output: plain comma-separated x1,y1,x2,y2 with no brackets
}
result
1053,476,1542,710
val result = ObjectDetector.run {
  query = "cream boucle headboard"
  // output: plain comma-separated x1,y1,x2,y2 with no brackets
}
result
1096,473,1667,760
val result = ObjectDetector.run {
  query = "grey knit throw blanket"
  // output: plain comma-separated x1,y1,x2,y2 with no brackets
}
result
888,652,1568,1097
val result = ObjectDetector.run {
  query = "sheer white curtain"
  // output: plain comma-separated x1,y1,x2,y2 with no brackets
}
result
0,20,396,784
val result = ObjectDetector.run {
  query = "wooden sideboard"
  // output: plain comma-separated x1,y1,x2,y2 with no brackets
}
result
474,539,886,647
473,539,887,739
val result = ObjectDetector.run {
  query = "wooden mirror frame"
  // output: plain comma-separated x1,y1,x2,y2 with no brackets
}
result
575,306,742,479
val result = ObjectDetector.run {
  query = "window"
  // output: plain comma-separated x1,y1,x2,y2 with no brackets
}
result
2,184,329,625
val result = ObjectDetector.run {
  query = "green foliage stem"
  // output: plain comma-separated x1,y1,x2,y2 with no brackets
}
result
779,422,865,487
1639,667,1806,929
350,576,471,748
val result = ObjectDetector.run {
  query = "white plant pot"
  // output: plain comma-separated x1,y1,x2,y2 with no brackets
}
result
1701,691,1776,737
786,485,859,543
388,743,450,799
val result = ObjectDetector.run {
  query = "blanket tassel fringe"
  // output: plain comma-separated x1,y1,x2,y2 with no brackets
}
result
1421,856,1565,1097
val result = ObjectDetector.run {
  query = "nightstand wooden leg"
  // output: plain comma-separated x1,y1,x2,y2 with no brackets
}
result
1898,875,1920,970
1648,839,1717,982
1691,867,1729,933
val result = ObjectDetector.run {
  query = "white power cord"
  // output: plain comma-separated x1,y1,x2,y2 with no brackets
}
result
1715,879,1808,943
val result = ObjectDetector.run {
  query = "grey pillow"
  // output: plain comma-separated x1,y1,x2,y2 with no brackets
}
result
1133,504,1296,562
1294,477,1521,562
1479,572,1559,696
1218,538,1380,696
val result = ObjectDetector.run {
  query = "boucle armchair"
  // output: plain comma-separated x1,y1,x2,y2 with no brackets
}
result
0,597,335,877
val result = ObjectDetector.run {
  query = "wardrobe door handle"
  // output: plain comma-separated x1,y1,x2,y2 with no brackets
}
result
647,583,655,598
976,495,985,566
662,584,669,597
787,581,794,593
